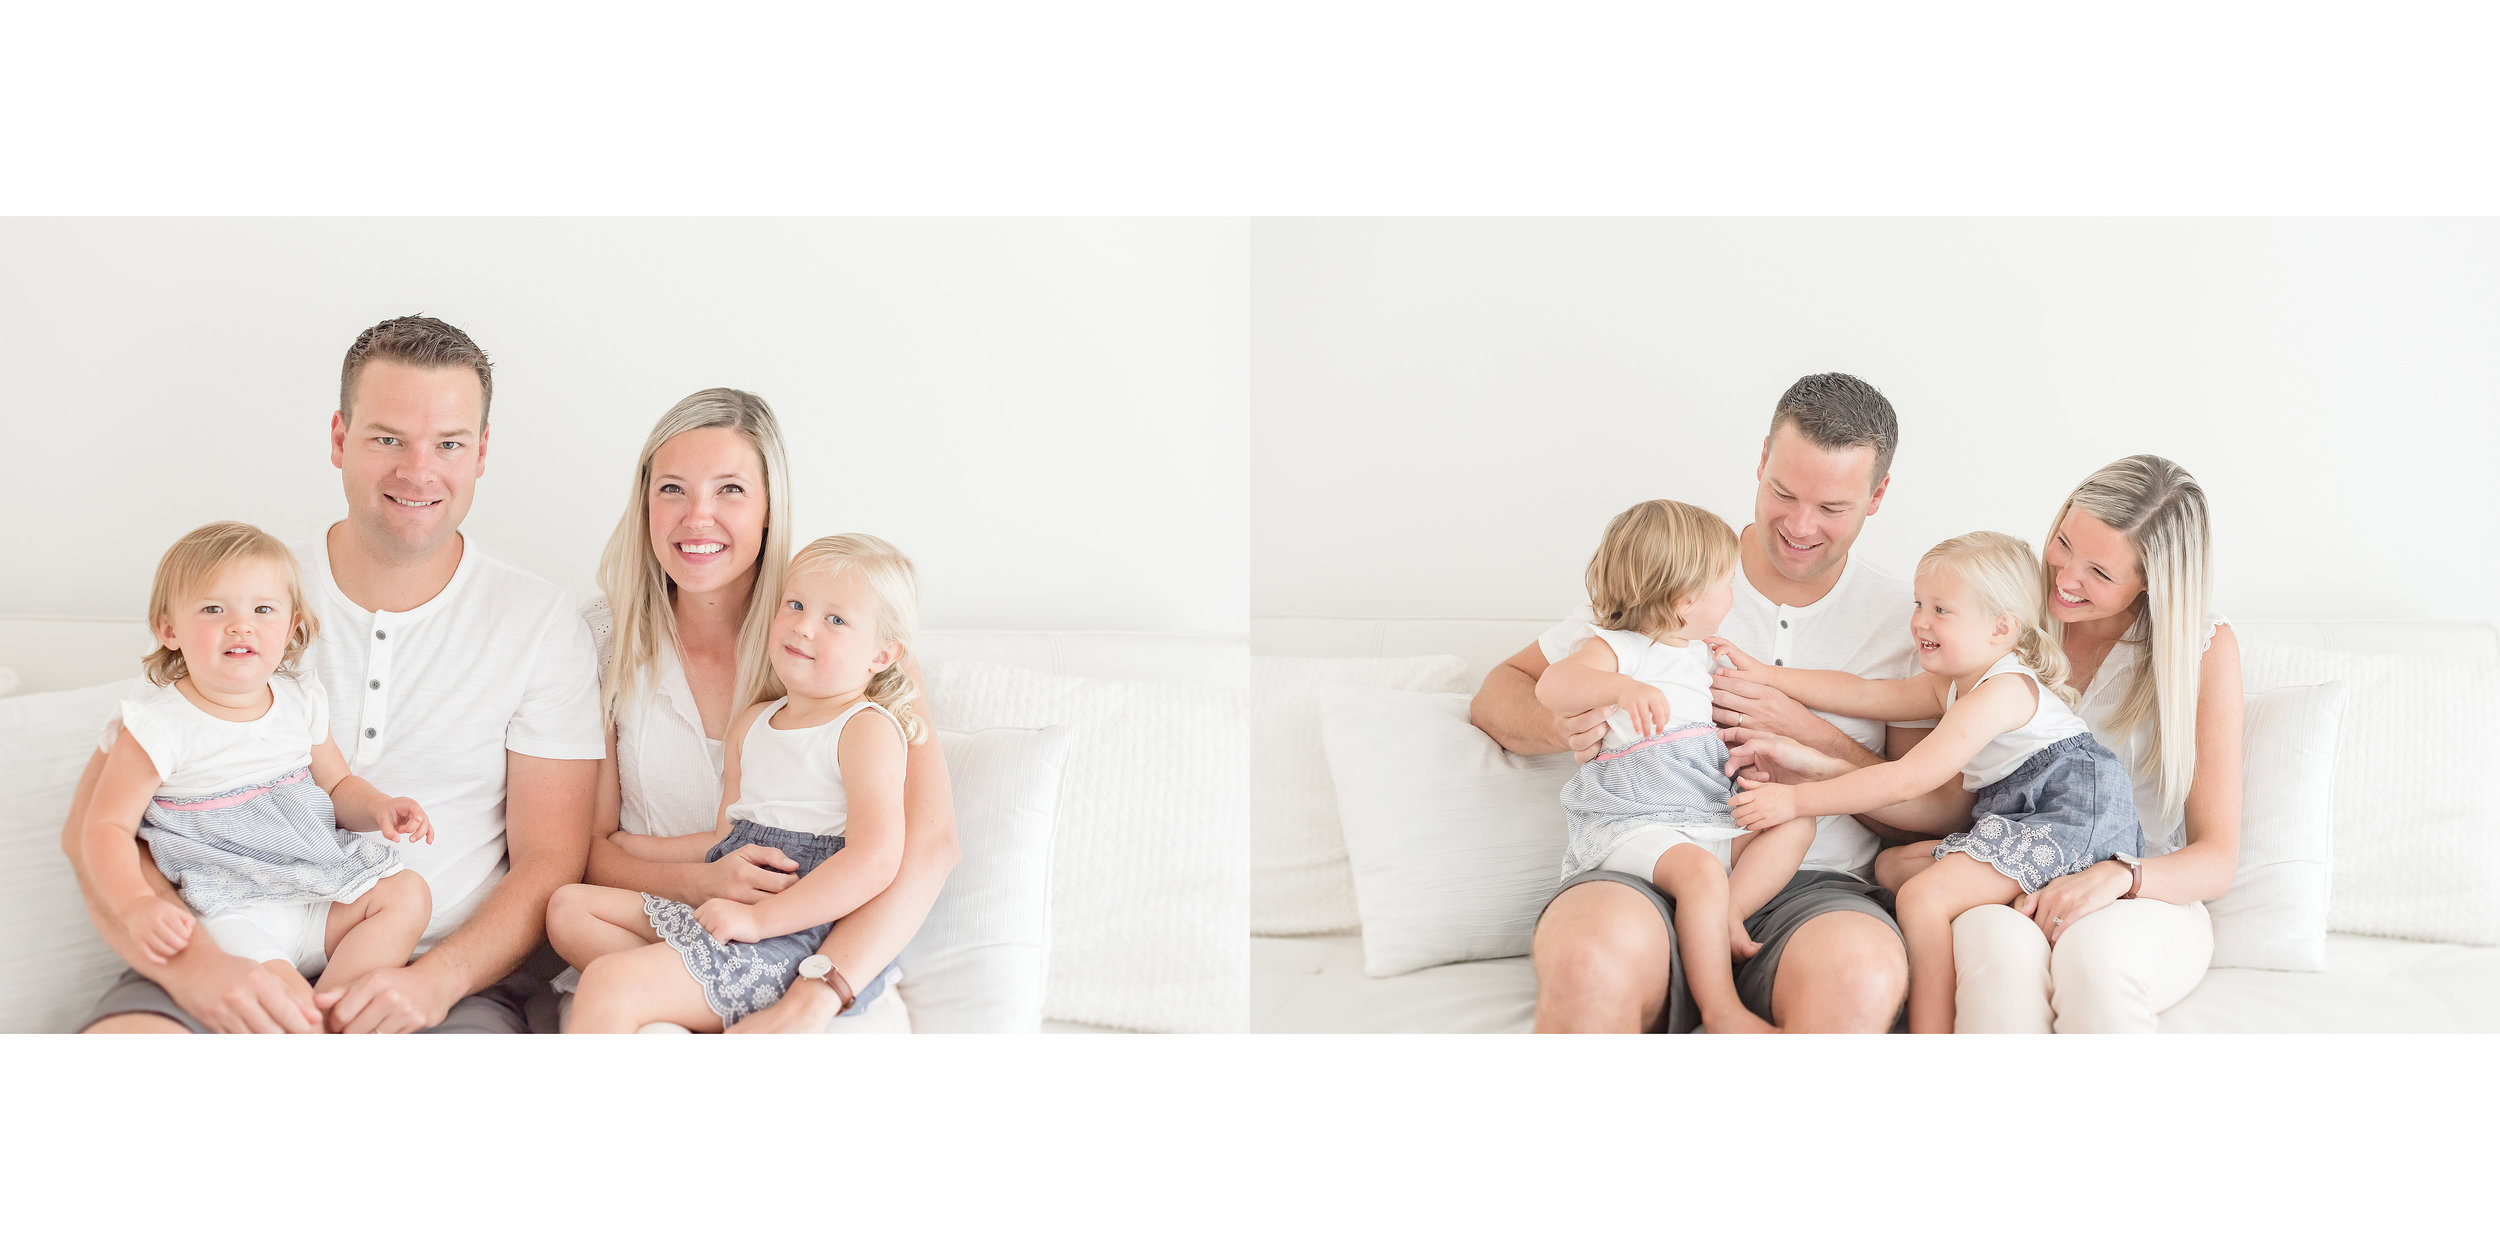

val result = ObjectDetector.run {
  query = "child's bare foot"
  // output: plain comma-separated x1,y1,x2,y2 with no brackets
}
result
1701,1006,1779,1034
1729,918,1762,962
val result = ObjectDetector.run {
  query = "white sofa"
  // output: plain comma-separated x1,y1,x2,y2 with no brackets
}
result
0,615,1248,1034
1251,614,2500,1032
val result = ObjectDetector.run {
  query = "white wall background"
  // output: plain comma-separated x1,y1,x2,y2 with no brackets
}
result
4,218,1248,635
1253,218,2500,626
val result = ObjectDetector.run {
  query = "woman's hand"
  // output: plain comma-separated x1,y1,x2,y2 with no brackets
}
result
1728,775,1800,831
693,844,799,904
728,975,842,1033
2015,860,2133,944
1721,726,1848,785
694,898,764,944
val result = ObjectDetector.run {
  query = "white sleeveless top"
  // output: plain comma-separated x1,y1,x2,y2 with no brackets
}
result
2077,612,2229,856
1589,629,1717,751
724,697,905,839
1943,653,2091,790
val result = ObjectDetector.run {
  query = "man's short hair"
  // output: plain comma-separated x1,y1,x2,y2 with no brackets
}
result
339,315,494,427
1767,372,1898,487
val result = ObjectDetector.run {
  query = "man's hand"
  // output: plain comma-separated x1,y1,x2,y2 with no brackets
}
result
1561,707,1611,764
1729,775,1801,831
728,975,840,1033
694,845,799,904
1721,727,1848,786
121,896,195,964
316,962,461,1034
1711,670,1827,744
378,796,433,844
169,950,325,1033
694,898,765,945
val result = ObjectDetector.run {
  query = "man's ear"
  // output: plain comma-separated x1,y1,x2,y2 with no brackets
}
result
1756,438,1771,480
1865,473,1891,517
474,420,491,478
330,410,349,470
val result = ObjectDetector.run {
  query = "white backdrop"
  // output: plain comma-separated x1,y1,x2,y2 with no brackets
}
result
4,218,1248,635
1252,218,2500,626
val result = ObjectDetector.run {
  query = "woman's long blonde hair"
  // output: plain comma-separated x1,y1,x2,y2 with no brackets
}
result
1919,531,2078,708
143,522,319,686
597,388,794,719
789,533,927,745
2044,455,2213,821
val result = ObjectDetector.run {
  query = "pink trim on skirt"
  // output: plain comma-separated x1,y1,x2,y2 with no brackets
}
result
152,768,313,812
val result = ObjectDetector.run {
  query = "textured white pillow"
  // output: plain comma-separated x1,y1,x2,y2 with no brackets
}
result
2207,682,2343,972
928,659,1247,1033
2242,646,2500,945
1252,654,1469,936
0,682,135,1032
897,724,1073,1032
1317,684,1577,977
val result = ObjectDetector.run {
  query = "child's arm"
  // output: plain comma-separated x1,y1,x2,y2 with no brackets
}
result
79,729,196,964
694,709,908,943
1708,637,1946,724
1728,672,2036,831
307,735,433,845
1536,637,1676,739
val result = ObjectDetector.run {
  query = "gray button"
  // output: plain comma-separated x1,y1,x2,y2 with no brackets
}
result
1774,660,1785,666
369,679,380,689
1780,620,1788,628
364,727,377,739
375,630,387,640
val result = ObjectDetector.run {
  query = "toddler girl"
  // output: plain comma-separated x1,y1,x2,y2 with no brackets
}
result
81,522,433,1014
1537,499,1817,1035
1716,530,2143,1033
550,533,919,1033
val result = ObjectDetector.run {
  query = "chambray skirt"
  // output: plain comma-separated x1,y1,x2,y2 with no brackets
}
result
142,768,400,916
1558,723,1744,879
1938,732,2143,893
641,819,895,1028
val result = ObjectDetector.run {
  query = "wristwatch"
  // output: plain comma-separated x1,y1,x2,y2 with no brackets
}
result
2107,852,2144,900
795,954,857,1014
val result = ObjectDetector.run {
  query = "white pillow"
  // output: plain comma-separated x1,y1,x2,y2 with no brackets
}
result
1317,684,1577,978
1252,654,1469,936
0,667,22,698
897,724,1073,1032
0,682,136,1032
2206,682,2343,972
2242,645,2500,946
928,659,1247,1033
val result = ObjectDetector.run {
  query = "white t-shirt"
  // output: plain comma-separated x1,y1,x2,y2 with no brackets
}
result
119,673,330,799
587,596,725,842
294,535,605,947
724,698,905,838
1582,629,1717,751
1541,551,1921,877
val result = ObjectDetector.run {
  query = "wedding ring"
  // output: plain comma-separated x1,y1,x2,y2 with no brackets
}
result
2052,917,2067,925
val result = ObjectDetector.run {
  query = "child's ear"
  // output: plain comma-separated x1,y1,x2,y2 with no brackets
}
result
873,641,903,673
154,616,181,650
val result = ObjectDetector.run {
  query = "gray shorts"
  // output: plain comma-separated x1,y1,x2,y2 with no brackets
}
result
1537,867,1903,1033
74,943,569,1034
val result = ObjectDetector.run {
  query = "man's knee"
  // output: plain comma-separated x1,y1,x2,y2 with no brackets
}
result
81,1011,191,1035
1772,912,1907,1032
1533,885,1672,1030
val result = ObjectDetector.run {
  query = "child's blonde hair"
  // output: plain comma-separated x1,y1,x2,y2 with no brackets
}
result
1585,499,1740,638
1918,531,2076,706
788,533,927,745
143,522,319,687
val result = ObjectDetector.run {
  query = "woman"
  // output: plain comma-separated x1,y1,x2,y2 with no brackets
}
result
1947,454,2239,1032
574,388,958,1031
1731,455,2240,1031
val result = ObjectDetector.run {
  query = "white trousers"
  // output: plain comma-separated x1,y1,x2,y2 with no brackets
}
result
1952,899,2213,1033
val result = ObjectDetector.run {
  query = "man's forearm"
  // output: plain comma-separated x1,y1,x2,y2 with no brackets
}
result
414,854,569,997
1472,664,1569,756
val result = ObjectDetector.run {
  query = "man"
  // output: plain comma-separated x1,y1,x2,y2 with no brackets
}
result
64,315,604,1033
1471,373,1953,1032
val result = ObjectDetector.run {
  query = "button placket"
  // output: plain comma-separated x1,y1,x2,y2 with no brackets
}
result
358,613,394,766
1771,608,1794,667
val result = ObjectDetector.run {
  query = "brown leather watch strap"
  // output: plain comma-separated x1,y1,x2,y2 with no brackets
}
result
826,964,857,1015
2115,856,2144,900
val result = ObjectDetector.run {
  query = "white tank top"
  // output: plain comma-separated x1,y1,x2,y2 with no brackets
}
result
1943,653,2090,791
1590,628,1718,751
722,698,905,838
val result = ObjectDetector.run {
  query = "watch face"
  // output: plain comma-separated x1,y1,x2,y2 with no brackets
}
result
798,954,832,980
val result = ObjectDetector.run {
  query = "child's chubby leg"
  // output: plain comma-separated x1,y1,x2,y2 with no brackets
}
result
1874,839,1947,893
1651,842,1776,1034
547,882,664,972
1894,850,2023,1034
567,943,724,1034
315,870,431,995
1724,817,1816,962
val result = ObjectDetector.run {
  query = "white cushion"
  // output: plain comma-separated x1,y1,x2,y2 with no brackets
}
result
0,667,20,698
2242,645,2500,945
0,682,134,1032
2206,682,2344,972
897,724,1073,1032
1316,684,1576,977
927,659,1247,1033
1251,654,1469,936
